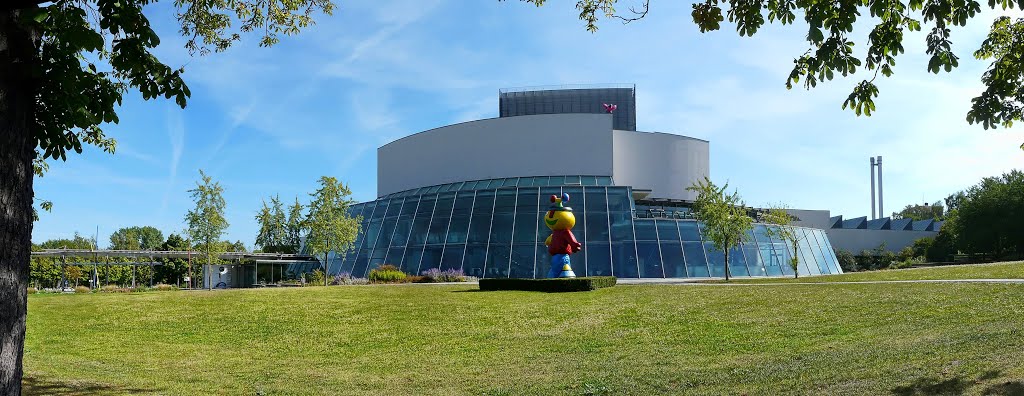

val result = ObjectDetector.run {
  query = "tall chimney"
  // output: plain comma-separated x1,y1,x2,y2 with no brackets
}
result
877,156,883,218
870,157,876,220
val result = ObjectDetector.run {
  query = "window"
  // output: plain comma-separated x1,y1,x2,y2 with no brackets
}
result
586,243,612,276
484,245,511,278
606,187,632,212
633,219,658,241
656,220,681,241
611,242,639,278
636,241,663,278
584,187,607,212
509,245,536,278
704,242,726,278
580,176,597,186
609,212,635,241
678,221,701,241
660,241,687,278
446,215,470,244
440,245,465,271
463,245,487,277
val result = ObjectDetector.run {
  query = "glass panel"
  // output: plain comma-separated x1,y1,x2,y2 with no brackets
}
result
468,214,492,244
510,245,536,278
516,188,540,208
742,241,766,276
353,254,370,278
418,246,443,274
661,241,687,278
375,217,397,249
363,220,383,250
633,219,658,241
584,187,607,212
484,245,510,278
533,176,549,187
400,197,419,216
609,212,635,241
459,181,476,191
586,243,612,276
611,242,639,278
564,175,582,185
487,179,505,189
753,224,772,243
384,198,404,217
762,241,784,276
391,217,412,247
704,242,726,278
473,190,495,211
580,176,597,186
489,213,514,243
657,220,681,241
679,221,702,241
606,187,632,212
371,199,390,219
799,229,823,275
440,245,465,271
384,247,405,267
779,240,797,276
548,176,566,185
408,216,431,246
463,245,487,278
517,177,534,187
416,195,437,215
585,212,610,242
446,215,470,244
536,245,557,278
513,191,539,244
400,247,422,275
426,217,450,245
819,231,842,274
807,229,831,274
424,185,442,194
500,177,517,187
597,176,613,185
451,192,475,216
493,189,517,214
728,245,750,277
434,192,456,215
636,241,664,278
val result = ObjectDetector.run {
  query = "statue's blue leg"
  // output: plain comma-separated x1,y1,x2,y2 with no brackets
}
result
549,254,564,278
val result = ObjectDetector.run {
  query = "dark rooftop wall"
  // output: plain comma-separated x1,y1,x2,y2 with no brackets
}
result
499,87,637,131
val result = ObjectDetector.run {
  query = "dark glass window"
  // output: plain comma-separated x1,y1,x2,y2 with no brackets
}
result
416,195,437,215
473,190,495,211
384,247,405,267
467,213,492,244
584,187,607,212
502,177,519,187
371,200,391,219
451,192,475,216
353,254,370,278
580,176,597,186
533,176,549,186
636,241,663,278
400,247,422,275
678,221,702,241
489,213,514,243
517,177,534,187
704,242,726,278
585,212,610,242
509,245,536,278
419,246,443,274
611,242,639,278
586,243,612,276
493,189,517,214
400,197,419,216
484,245,511,278
407,216,431,246
727,245,750,277
548,176,566,185
440,245,465,271
423,185,441,194
606,187,632,212
539,187,562,206
363,220,382,250
683,241,709,277
390,218,412,247
564,175,581,185
633,219,658,241
426,216,450,245
446,215,470,244
609,212,635,241
375,217,397,249
463,245,487,278
597,176,612,185
434,192,456,216
656,220,680,241
487,179,505,189
384,198,404,217
461,181,479,191
660,241,687,278
762,242,784,276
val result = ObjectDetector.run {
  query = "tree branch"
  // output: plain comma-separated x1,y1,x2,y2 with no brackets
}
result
612,0,648,24
1,0,50,12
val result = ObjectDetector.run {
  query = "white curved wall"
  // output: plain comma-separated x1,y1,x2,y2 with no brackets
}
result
612,130,709,201
378,114,615,197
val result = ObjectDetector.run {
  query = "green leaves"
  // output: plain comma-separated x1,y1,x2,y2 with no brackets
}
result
692,0,725,32
686,177,753,280
304,176,361,264
185,170,230,264
967,17,1024,131
843,80,880,116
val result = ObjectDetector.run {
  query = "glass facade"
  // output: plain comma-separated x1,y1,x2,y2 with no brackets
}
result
336,177,844,279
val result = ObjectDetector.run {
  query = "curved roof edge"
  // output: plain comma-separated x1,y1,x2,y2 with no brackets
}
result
615,129,710,144
378,113,613,151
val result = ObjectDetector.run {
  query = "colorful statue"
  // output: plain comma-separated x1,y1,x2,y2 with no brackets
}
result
602,103,617,113
544,193,582,278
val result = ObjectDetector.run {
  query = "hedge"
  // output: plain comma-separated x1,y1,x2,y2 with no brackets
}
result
478,276,617,292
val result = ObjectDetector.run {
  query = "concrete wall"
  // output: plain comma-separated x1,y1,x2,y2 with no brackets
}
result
611,130,709,201
377,114,615,197
788,209,833,230
826,228,937,254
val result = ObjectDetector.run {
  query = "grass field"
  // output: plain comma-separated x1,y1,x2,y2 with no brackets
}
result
24,263,1024,395
716,261,1024,284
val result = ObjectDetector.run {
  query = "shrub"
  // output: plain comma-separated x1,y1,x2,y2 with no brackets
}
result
100,285,121,293
479,276,617,292
26,287,36,295
331,272,354,285
154,284,178,291
421,268,467,283
897,246,915,262
912,237,934,258
74,286,91,294
368,264,407,283
889,256,926,270
307,269,326,286
834,249,858,272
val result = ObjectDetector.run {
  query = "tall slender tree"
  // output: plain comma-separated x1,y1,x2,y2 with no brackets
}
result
687,177,753,281
286,197,307,254
0,1,333,390
762,204,809,279
255,195,289,253
304,177,361,286
185,170,229,291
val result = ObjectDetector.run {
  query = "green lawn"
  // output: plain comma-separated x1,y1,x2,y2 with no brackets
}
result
24,271,1024,395
718,261,1024,284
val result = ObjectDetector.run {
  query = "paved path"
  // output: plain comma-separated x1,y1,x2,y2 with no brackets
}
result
616,278,1024,286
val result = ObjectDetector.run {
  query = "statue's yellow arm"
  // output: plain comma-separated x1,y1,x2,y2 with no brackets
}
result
545,235,552,246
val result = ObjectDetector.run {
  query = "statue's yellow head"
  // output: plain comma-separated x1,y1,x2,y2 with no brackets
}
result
544,193,575,231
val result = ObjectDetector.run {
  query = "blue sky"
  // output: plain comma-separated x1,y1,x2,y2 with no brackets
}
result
32,0,1024,248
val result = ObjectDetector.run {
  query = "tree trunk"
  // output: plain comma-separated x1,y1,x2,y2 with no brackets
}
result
793,243,800,279
723,245,731,282
1,7,40,395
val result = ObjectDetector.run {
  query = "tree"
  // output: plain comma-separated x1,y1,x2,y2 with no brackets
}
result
255,195,289,253
109,226,164,250
762,205,809,278
157,233,190,286
304,176,361,286
1,0,333,390
185,169,229,291
686,177,753,281
285,197,307,254
516,0,1024,149
891,201,944,221
950,169,1024,257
